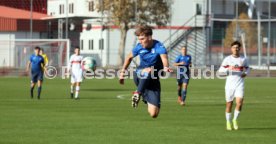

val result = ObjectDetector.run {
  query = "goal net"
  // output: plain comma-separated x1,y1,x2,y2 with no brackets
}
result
0,39,70,77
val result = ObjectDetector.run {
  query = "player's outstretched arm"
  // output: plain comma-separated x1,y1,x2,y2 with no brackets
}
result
173,55,184,67
44,55,49,66
241,59,250,78
189,57,192,67
173,62,185,66
242,67,250,77
119,53,133,85
217,66,228,76
67,64,72,75
160,54,173,72
26,61,31,72
80,58,86,71
67,56,73,75
217,57,229,76
41,59,45,71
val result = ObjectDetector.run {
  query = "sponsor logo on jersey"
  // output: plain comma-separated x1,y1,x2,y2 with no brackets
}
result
139,50,148,54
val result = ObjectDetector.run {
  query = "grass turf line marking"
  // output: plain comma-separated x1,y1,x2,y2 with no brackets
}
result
116,94,131,100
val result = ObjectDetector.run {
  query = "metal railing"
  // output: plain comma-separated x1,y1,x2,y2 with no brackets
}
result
164,14,209,67
163,15,197,51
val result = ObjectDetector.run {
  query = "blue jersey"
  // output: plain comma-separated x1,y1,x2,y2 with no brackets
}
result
132,40,167,71
175,55,192,73
29,54,44,72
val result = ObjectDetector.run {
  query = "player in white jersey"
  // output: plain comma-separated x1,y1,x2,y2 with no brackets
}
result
218,41,250,130
68,47,83,99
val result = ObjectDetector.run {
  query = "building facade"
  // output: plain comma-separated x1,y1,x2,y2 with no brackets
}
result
46,0,276,67
48,0,209,67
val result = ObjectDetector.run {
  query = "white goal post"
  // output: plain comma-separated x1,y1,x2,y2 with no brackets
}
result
0,39,70,77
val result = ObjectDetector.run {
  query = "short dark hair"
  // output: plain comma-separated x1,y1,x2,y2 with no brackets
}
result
231,41,241,47
135,25,153,36
34,46,40,50
74,46,80,50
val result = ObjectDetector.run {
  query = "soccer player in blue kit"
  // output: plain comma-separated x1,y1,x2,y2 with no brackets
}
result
26,47,45,99
119,25,172,118
174,46,192,106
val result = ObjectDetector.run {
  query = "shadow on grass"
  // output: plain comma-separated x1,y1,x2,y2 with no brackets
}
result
241,127,276,131
187,103,225,107
34,97,116,100
82,88,133,92
78,96,117,100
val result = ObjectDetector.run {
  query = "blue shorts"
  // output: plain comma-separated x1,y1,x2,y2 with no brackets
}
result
133,71,161,108
177,75,190,85
31,71,44,83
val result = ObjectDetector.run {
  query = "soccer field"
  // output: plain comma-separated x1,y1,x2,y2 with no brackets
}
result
0,77,275,144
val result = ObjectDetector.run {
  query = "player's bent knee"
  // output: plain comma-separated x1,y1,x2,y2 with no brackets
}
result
226,102,232,107
148,111,158,118
151,114,158,118
236,98,243,105
147,106,159,118
236,101,242,105
236,102,243,108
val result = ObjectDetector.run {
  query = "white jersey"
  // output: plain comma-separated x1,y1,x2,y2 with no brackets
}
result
218,55,250,90
69,54,83,83
69,54,83,71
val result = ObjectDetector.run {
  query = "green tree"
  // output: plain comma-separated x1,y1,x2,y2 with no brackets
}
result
224,13,257,49
97,0,172,66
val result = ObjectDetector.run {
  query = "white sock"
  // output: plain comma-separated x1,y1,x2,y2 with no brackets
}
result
226,112,232,122
70,85,74,93
75,86,80,98
233,110,240,121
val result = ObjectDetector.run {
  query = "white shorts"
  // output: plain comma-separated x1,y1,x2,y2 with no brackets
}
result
71,70,83,83
225,88,244,102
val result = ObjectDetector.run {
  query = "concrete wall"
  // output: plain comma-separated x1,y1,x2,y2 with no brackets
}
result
171,0,207,26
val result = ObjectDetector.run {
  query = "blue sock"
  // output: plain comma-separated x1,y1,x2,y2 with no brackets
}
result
38,86,42,99
178,89,181,97
181,90,187,101
30,87,34,98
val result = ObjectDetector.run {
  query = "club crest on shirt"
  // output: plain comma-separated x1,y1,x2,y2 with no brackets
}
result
151,49,155,54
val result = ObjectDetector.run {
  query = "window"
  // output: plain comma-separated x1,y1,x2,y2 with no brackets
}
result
80,40,84,50
72,3,74,13
89,1,94,12
196,3,202,15
59,5,62,14
59,4,65,14
212,0,234,15
99,39,104,50
69,3,74,14
89,40,94,50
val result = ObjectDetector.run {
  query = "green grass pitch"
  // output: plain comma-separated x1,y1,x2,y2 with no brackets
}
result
0,77,275,144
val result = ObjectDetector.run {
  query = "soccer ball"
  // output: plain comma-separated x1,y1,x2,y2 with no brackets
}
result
82,57,96,71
